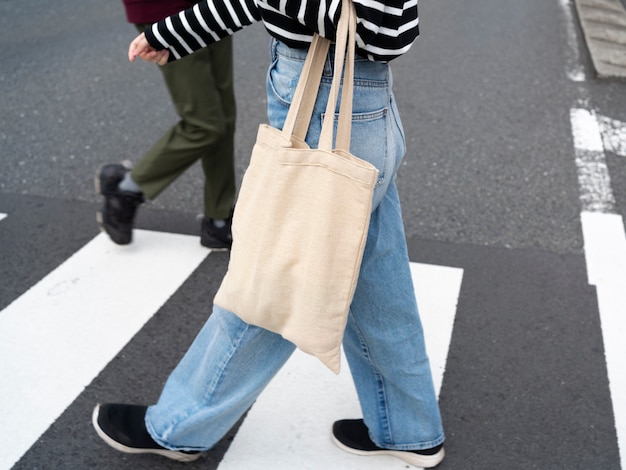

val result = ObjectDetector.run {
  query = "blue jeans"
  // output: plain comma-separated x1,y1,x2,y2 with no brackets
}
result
145,39,444,452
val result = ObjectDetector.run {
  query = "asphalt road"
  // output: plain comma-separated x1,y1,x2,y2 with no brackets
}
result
1,0,626,469
2,0,623,251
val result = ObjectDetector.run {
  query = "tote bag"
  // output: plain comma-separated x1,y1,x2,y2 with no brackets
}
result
214,0,377,373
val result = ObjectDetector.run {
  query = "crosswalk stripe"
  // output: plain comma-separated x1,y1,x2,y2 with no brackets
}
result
217,262,463,469
410,262,463,397
0,230,210,470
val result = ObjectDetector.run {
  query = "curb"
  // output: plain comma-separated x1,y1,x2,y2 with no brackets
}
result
574,0,626,78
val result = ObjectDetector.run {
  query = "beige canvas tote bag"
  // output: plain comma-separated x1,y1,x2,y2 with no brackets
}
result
214,0,378,373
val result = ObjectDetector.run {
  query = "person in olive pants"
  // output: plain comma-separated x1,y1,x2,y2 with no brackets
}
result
96,0,236,249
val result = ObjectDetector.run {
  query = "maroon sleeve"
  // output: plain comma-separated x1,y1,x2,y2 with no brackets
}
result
121,0,198,24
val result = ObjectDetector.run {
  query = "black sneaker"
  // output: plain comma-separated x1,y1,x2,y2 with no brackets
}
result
92,404,203,462
96,164,144,245
200,216,232,250
332,419,445,468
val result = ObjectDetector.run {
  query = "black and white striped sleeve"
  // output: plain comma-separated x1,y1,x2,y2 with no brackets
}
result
144,0,419,62
145,0,262,60
353,0,419,61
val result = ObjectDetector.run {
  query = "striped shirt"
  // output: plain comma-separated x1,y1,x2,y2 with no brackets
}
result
144,0,419,62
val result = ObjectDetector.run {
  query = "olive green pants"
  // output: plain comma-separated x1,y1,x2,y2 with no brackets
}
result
131,26,236,220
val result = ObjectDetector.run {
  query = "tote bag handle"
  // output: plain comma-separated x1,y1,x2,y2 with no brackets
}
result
280,0,356,152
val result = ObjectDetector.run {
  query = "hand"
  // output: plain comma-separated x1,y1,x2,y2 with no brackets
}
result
128,32,170,65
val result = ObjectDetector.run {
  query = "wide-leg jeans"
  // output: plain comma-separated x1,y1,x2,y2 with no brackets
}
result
145,39,445,452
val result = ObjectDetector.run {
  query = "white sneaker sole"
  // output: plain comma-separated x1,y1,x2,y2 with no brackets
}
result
331,433,445,468
91,404,203,463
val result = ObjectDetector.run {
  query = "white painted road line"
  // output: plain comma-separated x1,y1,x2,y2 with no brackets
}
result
598,115,626,157
582,212,626,286
572,106,626,470
582,211,626,470
0,230,209,470
570,108,616,213
218,262,463,470
558,0,586,82
0,213,6,222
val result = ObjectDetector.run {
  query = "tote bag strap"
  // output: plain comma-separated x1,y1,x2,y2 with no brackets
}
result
318,0,355,152
281,34,330,141
334,0,356,151
281,0,356,148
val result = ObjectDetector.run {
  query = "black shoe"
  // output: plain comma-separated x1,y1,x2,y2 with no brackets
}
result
96,164,144,245
332,419,445,468
92,404,203,462
200,216,232,250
